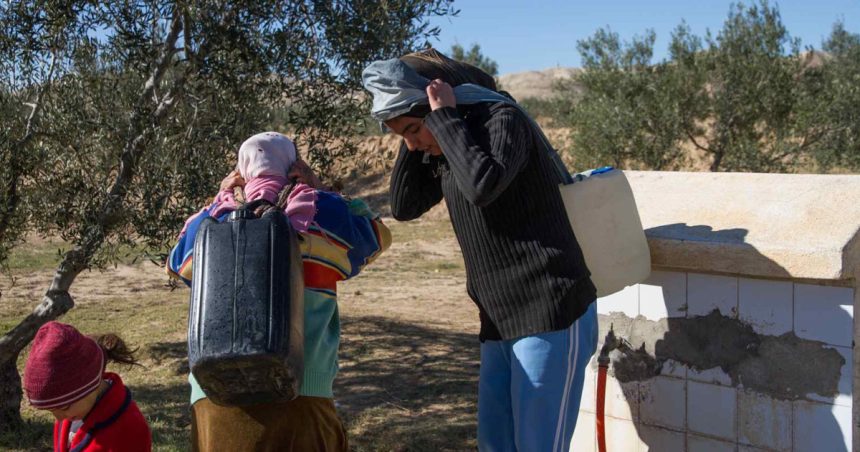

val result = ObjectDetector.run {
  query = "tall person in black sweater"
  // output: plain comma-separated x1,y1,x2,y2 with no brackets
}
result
363,49,598,451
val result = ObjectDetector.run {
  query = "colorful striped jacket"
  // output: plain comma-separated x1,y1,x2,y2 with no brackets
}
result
167,190,391,402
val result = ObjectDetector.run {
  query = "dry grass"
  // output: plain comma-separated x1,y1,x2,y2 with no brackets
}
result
0,215,481,451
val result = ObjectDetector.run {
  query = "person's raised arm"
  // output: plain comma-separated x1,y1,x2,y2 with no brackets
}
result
422,79,531,207
389,141,443,220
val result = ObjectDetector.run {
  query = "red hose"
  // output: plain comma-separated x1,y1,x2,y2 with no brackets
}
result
596,363,608,452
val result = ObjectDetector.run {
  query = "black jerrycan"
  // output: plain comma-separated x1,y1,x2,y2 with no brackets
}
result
188,198,304,406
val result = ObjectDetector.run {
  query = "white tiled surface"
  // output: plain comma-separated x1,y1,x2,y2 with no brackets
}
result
805,345,852,407
604,375,638,421
688,366,733,386
738,278,793,336
737,390,791,451
794,284,853,347
739,447,769,452
603,417,642,452
661,359,688,379
597,284,639,317
639,425,686,452
570,411,596,452
793,401,851,452
687,273,738,317
583,276,854,452
640,376,686,430
687,382,736,441
581,359,597,414
640,271,687,320
687,435,736,452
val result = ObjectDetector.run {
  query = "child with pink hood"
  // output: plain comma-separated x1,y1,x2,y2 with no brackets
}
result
167,132,391,451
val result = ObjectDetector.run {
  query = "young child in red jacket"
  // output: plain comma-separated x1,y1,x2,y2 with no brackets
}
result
23,321,152,452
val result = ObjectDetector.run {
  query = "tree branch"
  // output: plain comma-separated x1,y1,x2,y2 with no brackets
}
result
0,50,58,245
21,52,57,144
0,13,185,364
685,129,715,154
797,126,829,152
0,291,73,363
766,127,831,165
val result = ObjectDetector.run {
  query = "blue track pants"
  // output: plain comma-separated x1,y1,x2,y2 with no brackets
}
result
478,302,598,452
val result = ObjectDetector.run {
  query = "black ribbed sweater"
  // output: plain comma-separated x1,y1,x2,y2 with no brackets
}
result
389,102,596,341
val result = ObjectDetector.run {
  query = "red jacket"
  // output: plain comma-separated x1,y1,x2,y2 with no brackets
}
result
53,372,151,452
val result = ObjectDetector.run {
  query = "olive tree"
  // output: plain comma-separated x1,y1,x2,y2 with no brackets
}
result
450,42,498,77
0,0,455,429
562,28,690,170
561,1,857,172
797,22,860,170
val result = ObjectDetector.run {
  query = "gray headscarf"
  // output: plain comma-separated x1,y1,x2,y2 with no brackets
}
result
361,58,515,123
361,57,572,183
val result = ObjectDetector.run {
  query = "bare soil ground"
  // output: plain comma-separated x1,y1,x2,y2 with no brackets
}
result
0,179,482,451
0,121,731,451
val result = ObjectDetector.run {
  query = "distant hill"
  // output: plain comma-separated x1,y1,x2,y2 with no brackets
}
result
497,51,829,102
497,67,583,101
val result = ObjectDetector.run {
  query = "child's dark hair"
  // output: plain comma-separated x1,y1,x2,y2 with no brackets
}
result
91,333,141,367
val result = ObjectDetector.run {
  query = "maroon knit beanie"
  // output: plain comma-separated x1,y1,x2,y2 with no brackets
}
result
23,321,105,409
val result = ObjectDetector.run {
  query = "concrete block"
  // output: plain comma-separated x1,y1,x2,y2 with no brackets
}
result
687,434,736,452
687,382,737,441
627,171,860,281
737,389,791,451
639,425,686,452
598,284,639,318
640,271,687,321
793,400,851,452
794,284,853,347
738,278,793,336
640,376,686,430
688,273,738,318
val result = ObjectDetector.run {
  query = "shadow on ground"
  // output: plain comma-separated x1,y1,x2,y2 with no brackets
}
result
145,341,190,376
5,317,480,451
0,418,52,452
132,380,190,451
135,341,192,450
0,376,190,452
337,315,480,452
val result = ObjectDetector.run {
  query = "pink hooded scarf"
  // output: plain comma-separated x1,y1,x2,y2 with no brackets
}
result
189,132,317,234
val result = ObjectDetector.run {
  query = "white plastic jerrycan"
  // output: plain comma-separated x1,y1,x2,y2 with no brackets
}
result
559,167,651,297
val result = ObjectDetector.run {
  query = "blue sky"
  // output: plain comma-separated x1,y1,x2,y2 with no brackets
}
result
426,0,860,74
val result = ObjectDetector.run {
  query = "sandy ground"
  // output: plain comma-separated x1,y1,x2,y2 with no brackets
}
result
1,209,484,451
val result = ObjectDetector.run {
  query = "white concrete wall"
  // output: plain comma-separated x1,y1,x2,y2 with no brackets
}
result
571,270,854,452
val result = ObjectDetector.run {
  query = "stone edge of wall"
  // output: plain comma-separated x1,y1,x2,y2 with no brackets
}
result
627,171,860,283
645,235,850,282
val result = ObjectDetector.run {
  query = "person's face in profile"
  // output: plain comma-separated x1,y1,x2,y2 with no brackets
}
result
385,116,442,156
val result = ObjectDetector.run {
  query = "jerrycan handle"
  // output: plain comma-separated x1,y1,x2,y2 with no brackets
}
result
228,180,298,222
229,186,255,221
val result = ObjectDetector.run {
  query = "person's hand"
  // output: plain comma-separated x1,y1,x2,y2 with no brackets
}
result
427,79,456,111
288,159,324,189
220,170,245,191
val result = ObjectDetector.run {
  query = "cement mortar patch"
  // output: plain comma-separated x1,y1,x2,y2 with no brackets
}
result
598,311,845,401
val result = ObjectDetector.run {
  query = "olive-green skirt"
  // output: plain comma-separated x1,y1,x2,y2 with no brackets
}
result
191,396,348,452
